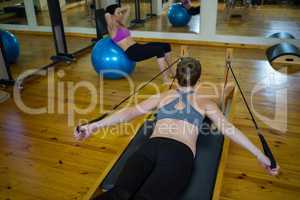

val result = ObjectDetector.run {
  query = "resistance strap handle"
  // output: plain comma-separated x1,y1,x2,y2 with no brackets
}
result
258,132,277,169
225,49,277,170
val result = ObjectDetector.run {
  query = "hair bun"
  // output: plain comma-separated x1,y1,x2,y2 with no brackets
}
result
176,57,201,87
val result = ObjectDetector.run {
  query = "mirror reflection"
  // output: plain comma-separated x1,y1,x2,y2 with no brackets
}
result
0,0,27,25
32,0,201,33
128,0,201,33
36,0,94,27
216,0,300,38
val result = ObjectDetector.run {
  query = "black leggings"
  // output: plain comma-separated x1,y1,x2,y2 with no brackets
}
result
188,6,200,16
251,0,261,5
125,42,171,62
94,137,194,200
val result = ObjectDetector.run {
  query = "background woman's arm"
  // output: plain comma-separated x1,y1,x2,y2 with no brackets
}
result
120,5,131,25
105,13,114,35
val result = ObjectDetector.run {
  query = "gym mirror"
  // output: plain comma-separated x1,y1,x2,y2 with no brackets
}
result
216,0,300,39
0,0,28,25
33,0,201,34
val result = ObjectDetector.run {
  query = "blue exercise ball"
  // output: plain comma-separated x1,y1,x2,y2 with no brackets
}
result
0,30,20,64
168,4,191,27
91,38,136,80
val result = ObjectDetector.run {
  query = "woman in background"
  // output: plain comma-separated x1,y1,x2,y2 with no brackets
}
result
105,4,174,83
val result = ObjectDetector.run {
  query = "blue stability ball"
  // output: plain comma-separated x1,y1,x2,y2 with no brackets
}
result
0,30,20,64
91,38,136,79
168,4,191,27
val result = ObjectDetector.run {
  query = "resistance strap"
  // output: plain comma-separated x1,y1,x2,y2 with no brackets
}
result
77,57,182,130
225,49,277,169
222,49,232,113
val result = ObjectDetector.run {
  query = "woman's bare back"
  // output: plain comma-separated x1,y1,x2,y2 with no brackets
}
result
151,83,235,155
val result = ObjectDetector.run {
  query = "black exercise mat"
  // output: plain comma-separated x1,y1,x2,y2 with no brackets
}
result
102,116,224,200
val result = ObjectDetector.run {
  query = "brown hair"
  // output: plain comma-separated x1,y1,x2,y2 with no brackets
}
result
176,57,201,87
106,4,120,15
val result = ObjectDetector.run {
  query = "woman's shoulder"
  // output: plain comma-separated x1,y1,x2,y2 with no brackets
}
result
192,92,219,110
157,89,178,105
160,89,178,99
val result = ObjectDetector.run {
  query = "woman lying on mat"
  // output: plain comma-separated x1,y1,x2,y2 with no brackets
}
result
105,4,173,83
74,57,279,200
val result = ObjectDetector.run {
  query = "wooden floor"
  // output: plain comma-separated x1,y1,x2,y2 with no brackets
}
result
1,33,300,199
217,4,300,38
1,2,299,37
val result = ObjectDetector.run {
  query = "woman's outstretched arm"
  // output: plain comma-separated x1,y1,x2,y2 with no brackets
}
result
205,101,279,175
93,93,161,129
74,93,162,140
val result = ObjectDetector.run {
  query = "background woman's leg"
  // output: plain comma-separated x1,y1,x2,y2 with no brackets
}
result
188,6,200,15
126,43,173,83
144,42,174,80
157,57,172,83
